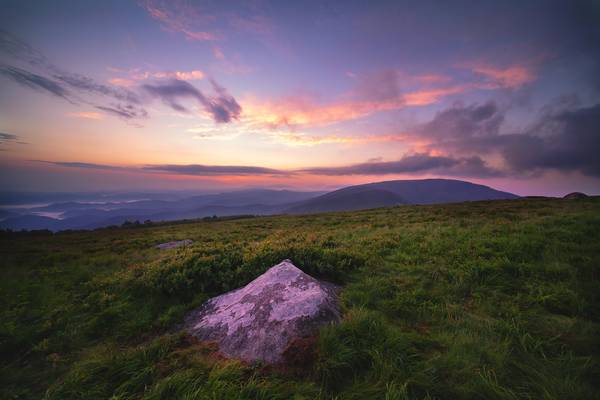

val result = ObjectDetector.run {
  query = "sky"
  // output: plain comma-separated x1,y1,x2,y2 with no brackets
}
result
1,0,599,196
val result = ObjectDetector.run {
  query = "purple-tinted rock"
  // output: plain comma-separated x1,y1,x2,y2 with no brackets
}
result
183,259,340,364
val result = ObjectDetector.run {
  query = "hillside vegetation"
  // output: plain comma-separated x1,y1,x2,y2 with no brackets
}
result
1,198,599,399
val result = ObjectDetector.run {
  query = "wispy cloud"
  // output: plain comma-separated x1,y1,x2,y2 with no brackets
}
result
143,78,241,123
469,63,536,89
243,63,534,129
0,132,19,142
1,31,245,125
67,111,104,120
139,0,218,41
53,72,141,104
0,31,148,121
243,85,468,128
109,69,205,87
0,132,27,150
143,164,289,176
0,66,71,100
34,160,130,171
95,104,148,120
35,159,288,177
300,153,502,177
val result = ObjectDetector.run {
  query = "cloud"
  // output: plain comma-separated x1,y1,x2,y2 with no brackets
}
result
0,132,26,149
143,78,241,123
416,101,504,145
409,100,600,177
501,103,600,176
244,83,468,128
68,111,104,120
95,104,148,120
0,66,71,100
34,161,129,171
470,64,535,89
142,164,288,176
300,153,502,177
0,132,18,142
0,30,46,67
212,47,225,60
53,72,141,104
272,132,360,146
242,63,533,130
243,68,473,129
108,78,136,87
139,0,218,41
110,69,205,87
0,31,148,121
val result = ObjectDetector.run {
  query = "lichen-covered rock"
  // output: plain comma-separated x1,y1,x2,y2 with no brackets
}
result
183,259,340,364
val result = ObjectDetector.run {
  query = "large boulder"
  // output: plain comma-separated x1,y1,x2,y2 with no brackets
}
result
183,259,340,364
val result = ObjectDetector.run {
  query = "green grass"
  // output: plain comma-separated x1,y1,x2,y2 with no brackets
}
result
1,198,599,399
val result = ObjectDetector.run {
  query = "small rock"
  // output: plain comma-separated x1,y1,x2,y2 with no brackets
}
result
183,259,340,364
156,239,193,249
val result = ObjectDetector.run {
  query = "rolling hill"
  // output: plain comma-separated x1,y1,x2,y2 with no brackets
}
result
285,178,518,214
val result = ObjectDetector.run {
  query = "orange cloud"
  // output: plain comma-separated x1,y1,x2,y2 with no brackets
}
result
403,86,467,106
212,46,226,60
243,85,468,128
413,74,451,85
108,78,136,87
471,64,535,89
273,132,360,146
125,69,204,81
109,69,205,87
67,111,103,120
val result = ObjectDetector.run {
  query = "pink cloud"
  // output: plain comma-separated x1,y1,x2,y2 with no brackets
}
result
109,69,205,86
140,0,218,41
243,84,469,128
67,111,104,120
470,64,535,89
212,46,226,60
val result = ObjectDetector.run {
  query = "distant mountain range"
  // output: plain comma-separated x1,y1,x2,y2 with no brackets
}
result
0,179,518,231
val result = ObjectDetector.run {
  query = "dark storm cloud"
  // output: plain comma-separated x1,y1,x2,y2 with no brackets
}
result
142,78,242,123
301,153,502,178
0,66,71,100
143,164,286,176
414,100,600,177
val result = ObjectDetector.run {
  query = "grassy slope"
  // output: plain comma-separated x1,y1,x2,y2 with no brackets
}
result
1,198,599,399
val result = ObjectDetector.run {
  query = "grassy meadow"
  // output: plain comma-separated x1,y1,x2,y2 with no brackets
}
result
1,198,599,399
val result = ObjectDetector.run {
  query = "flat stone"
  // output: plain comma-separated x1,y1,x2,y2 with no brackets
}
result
156,239,193,249
183,259,340,364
